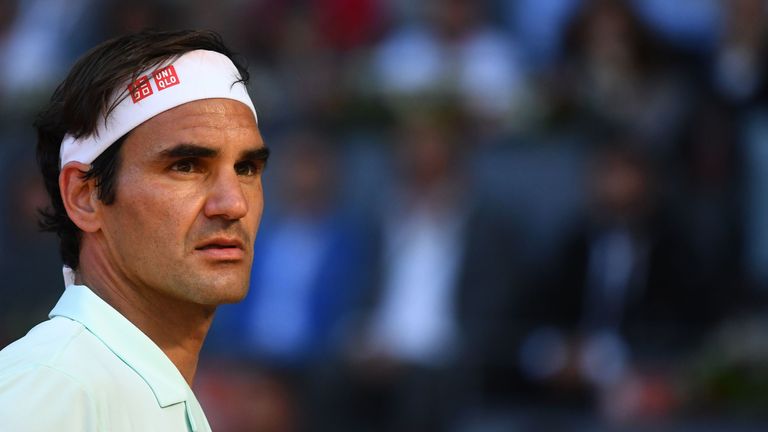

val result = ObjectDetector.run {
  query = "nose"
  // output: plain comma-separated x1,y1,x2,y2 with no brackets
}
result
204,170,248,220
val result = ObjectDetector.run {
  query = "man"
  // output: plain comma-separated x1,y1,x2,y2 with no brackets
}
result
0,29,269,431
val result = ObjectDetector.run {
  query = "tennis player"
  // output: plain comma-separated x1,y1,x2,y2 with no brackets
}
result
0,29,268,431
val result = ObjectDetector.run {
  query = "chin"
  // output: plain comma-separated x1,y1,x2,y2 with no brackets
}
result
214,286,250,305
171,268,250,306
198,277,250,305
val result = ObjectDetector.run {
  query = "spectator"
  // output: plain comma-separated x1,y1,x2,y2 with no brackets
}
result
372,0,530,128
550,0,688,152
336,106,520,432
523,141,714,421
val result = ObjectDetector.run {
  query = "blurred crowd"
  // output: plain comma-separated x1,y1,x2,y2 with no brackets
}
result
3,0,768,430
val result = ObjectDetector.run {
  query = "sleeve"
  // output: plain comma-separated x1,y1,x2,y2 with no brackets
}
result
0,365,99,432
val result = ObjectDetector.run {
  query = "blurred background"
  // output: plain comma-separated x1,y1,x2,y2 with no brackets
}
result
3,0,768,430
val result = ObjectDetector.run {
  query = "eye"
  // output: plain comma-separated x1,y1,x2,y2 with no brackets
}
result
235,160,262,177
170,158,198,173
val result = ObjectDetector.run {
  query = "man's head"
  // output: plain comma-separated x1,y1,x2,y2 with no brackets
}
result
36,29,268,305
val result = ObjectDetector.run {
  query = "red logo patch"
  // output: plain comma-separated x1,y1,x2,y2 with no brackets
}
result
153,65,180,91
128,75,153,103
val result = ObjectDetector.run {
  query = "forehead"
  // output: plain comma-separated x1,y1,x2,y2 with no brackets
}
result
123,98,261,155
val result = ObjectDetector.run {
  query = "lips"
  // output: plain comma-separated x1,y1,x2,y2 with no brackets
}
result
194,237,246,261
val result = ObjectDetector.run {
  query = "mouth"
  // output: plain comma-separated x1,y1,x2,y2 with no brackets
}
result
194,238,246,261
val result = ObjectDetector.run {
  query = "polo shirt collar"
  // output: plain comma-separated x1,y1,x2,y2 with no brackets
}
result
49,284,190,408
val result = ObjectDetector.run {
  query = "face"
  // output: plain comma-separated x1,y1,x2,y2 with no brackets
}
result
97,98,267,306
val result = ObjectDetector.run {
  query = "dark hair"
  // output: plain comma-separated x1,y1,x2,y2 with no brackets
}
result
36,29,250,270
563,0,668,76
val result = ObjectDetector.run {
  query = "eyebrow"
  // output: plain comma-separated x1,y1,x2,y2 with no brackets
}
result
158,143,270,162
159,144,218,159
242,147,271,163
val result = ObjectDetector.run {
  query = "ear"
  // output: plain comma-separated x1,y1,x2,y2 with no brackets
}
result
59,162,101,233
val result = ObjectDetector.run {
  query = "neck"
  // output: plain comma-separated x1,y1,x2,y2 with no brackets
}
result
77,242,215,386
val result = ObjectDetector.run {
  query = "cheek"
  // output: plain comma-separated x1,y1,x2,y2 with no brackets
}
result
111,182,197,251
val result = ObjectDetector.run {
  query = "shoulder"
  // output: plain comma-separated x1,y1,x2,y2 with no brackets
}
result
0,316,86,375
0,353,99,430
0,317,126,431
0,316,191,431
1,314,148,390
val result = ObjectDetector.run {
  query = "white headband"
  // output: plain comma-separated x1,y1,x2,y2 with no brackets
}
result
59,49,258,168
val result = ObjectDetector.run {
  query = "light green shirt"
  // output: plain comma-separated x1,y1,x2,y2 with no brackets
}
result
0,285,212,431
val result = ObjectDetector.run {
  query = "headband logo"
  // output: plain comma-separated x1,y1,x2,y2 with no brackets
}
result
127,65,182,104
128,76,153,103
154,65,180,91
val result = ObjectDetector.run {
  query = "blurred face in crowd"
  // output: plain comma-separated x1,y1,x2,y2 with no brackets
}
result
583,1,635,69
433,0,478,40
590,149,651,221
398,119,457,191
726,0,766,46
279,133,336,215
96,98,266,306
